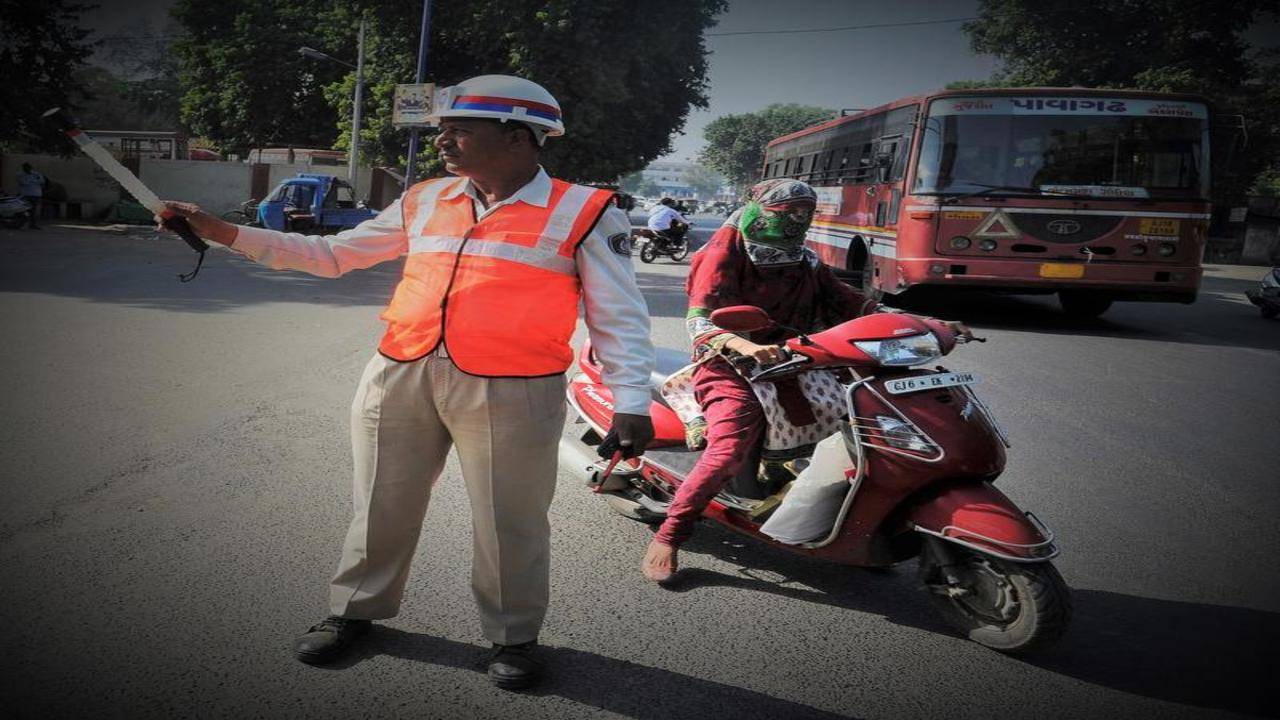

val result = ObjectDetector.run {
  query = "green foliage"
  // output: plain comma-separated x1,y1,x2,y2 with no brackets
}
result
699,103,835,192
944,79,1018,90
174,0,725,181
73,64,182,131
0,0,97,153
1252,168,1280,197
172,0,352,154
963,0,1280,203
683,164,725,198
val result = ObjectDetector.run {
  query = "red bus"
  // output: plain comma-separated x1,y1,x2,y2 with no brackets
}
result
762,88,1213,317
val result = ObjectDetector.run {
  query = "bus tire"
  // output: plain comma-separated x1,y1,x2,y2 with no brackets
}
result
849,240,883,302
1059,291,1112,318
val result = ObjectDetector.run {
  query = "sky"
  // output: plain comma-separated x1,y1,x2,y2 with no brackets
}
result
79,0,1277,165
662,0,999,162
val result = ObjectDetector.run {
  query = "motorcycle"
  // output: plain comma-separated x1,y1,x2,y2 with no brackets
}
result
560,307,1071,653
0,193,33,229
1245,267,1280,319
634,222,690,263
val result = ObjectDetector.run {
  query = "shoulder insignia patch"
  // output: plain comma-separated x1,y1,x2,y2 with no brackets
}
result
607,232,633,257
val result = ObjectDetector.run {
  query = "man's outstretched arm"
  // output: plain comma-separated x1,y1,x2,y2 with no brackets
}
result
161,198,409,278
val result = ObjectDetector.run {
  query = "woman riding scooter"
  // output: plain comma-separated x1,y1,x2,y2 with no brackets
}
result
642,180,879,582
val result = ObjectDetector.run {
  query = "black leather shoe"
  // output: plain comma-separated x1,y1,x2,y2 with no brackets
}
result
293,616,372,665
487,641,543,689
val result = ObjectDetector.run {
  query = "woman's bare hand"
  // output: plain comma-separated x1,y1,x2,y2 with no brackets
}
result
724,336,787,365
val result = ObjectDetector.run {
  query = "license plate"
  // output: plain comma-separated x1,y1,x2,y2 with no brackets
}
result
1139,218,1179,236
884,372,978,395
1039,262,1085,278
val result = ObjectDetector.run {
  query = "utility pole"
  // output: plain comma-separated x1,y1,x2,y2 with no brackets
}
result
298,17,366,194
348,17,367,195
404,0,433,188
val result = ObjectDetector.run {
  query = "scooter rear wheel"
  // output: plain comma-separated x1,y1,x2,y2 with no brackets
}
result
923,550,1071,654
639,243,657,263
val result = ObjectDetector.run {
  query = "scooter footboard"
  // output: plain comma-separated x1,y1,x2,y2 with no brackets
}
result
905,482,1059,562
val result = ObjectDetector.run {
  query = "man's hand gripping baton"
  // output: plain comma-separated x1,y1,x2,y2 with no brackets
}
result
42,107,209,281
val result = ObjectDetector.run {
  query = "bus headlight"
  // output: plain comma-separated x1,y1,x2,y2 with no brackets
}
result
1158,242,1177,257
1130,243,1147,256
950,236,972,250
854,333,941,367
978,239,998,251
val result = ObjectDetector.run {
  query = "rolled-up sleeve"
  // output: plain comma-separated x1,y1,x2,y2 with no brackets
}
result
229,198,409,278
577,206,655,416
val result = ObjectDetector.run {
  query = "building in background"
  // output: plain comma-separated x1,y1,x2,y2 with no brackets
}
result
245,148,347,166
86,130,186,160
639,160,695,198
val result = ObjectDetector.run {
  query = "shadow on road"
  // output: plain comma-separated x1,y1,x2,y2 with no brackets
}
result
668,523,1278,718
0,229,403,312
334,627,859,720
893,273,1280,353
1032,588,1279,719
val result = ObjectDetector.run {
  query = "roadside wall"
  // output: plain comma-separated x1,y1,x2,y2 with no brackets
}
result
139,159,252,217
1241,196,1280,265
1,153,121,217
2,153,394,219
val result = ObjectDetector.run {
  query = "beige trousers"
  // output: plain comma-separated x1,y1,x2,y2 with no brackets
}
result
328,352,567,645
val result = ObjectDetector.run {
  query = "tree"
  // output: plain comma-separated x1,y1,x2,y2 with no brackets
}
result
172,0,350,155
174,0,726,181
684,164,725,199
962,0,1280,204
699,104,835,192
0,0,96,153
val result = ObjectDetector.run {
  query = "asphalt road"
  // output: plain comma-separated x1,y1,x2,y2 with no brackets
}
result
1,221,1277,720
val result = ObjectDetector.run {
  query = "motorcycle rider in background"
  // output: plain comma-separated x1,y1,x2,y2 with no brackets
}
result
647,197,689,249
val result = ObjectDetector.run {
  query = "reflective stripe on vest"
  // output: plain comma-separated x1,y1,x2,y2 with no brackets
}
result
378,176,616,375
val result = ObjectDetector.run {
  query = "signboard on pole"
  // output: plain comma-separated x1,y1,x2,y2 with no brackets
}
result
393,83,436,128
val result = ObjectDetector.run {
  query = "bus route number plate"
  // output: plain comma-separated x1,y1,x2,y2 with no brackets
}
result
1139,218,1179,236
885,372,977,395
1039,262,1085,278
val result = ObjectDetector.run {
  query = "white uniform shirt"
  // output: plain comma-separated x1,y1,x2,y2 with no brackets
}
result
17,170,44,197
646,204,686,233
230,168,655,415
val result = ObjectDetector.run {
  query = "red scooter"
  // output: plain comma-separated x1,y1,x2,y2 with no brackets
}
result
560,307,1071,653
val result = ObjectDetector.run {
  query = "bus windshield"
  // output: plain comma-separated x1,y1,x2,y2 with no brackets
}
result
913,96,1210,200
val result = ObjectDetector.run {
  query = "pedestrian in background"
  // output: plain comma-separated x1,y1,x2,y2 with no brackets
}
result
16,163,44,229
161,75,655,690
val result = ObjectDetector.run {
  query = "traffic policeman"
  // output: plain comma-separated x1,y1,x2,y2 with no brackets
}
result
163,75,655,689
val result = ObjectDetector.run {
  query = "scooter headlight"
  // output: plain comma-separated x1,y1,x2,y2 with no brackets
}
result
874,415,931,452
853,333,941,367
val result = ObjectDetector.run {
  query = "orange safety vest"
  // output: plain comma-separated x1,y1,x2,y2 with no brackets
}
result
378,176,616,376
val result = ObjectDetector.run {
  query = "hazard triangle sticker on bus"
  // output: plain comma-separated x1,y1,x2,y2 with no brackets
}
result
973,209,1021,239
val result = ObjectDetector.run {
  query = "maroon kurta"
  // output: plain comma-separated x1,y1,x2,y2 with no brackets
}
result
655,226,878,547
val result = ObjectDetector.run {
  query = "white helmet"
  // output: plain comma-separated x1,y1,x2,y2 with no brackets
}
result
430,74,564,145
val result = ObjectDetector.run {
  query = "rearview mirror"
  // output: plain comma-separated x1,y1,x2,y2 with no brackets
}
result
709,305,773,332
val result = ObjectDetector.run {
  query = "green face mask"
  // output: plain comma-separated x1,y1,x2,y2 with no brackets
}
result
738,201,815,248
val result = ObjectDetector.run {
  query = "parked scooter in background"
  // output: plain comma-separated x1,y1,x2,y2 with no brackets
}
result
561,307,1071,654
1245,267,1280,319
0,193,33,229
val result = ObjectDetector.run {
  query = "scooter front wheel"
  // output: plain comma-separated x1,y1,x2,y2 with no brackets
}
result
922,549,1071,654
670,242,689,262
